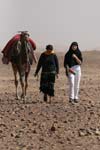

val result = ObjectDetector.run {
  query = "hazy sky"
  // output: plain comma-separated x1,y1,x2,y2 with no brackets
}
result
0,0,100,51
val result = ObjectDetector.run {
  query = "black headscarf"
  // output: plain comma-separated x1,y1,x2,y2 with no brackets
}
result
68,42,80,55
64,42,83,68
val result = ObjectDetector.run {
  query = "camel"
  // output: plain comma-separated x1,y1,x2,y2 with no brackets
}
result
4,32,37,100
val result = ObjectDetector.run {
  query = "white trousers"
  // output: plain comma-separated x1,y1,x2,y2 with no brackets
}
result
68,65,81,100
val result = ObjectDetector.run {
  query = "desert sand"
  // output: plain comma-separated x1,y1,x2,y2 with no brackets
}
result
0,51,100,150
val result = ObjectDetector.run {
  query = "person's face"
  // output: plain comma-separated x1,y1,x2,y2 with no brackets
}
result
47,49,52,52
72,45,77,51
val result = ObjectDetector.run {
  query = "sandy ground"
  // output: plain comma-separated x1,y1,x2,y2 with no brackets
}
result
0,51,100,150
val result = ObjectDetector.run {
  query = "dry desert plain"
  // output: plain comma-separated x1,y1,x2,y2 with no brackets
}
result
0,51,100,150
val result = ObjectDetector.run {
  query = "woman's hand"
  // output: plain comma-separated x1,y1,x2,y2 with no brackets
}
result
72,54,82,65
65,69,69,77
34,73,39,81
72,54,77,59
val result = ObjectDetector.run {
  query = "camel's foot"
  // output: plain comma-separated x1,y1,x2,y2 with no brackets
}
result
21,94,27,103
23,96,27,104
16,95,20,100
21,93,25,99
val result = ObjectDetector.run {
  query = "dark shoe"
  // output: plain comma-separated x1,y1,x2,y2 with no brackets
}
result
69,98,74,103
74,99,79,103
44,94,47,102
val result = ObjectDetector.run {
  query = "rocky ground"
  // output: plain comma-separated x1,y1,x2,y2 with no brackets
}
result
0,51,100,150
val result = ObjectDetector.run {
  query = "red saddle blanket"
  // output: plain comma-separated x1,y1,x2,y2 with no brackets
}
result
2,34,36,58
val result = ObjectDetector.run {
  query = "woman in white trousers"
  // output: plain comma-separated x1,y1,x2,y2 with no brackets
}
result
64,42,83,103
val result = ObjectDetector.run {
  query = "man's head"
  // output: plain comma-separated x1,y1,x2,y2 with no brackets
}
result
46,44,53,51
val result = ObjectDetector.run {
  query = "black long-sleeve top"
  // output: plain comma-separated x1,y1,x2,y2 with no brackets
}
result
64,49,83,68
35,52,59,74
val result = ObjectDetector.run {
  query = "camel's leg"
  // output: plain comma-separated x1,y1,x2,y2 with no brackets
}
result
25,66,30,97
12,64,19,100
25,73,28,97
17,64,25,100
20,75,25,99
